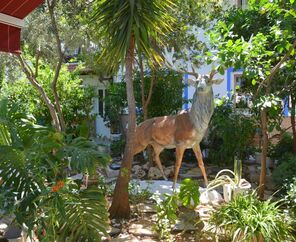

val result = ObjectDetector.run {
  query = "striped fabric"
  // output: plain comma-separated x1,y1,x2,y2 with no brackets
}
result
0,0,44,53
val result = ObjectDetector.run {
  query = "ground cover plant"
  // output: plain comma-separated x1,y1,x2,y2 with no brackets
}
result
210,192,295,242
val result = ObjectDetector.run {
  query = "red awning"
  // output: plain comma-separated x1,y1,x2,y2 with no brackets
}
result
0,0,44,54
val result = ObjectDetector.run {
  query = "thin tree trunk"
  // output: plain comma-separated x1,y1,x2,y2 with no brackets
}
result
290,93,296,153
138,56,155,166
47,0,66,132
258,109,268,199
109,37,136,219
17,55,62,132
257,39,296,198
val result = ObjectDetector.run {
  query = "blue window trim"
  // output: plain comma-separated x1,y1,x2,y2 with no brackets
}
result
284,97,289,117
226,67,244,98
226,67,234,98
183,74,189,110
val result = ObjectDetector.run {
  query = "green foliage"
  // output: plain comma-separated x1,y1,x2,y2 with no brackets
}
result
179,178,200,209
154,193,179,240
0,98,109,241
128,180,153,205
110,138,125,157
207,97,256,165
284,177,296,226
272,153,296,188
104,69,183,127
91,0,175,72
154,178,200,240
2,63,94,136
269,133,294,160
210,192,295,242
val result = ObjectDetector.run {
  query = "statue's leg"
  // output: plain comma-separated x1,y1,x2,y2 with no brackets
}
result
173,146,185,189
193,144,208,185
152,145,166,180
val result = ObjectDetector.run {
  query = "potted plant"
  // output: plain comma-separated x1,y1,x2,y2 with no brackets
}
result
207,159,251,202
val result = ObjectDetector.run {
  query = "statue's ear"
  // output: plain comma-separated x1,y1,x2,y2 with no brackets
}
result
211,78,223,84
187,78,198,86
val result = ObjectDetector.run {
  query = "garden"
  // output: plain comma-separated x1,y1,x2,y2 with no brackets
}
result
0,0,296,241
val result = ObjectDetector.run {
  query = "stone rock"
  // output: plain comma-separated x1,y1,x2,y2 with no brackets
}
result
197,205,214,220
109,234,139,242
132,165,141,173
108,227,121,237
106,166,120,178
179,167,203,179
142,163,150,171
132,165,146,179
200,190,223,205
173,209,203,232
128,220,156,237
148,167,163,180
249,172,260,183
164,165,174,178
136,203,156,213
265,175,276,191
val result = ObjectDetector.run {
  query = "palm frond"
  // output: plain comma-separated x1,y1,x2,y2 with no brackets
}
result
57,185,109,242
91,0,175,71
62,137,110,175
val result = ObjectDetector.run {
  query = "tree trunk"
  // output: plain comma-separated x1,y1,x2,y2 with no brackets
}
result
290,93,296,154
258,108,268,199
109,37,136,219
138,56,155,166
17,55,62,132
48,0,66,132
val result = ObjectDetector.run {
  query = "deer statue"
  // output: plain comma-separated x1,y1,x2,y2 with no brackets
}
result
133,49,223,188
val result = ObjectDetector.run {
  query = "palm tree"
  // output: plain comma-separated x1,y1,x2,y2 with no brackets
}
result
92,0,175,218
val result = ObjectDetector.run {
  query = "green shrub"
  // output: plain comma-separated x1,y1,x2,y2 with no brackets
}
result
285,177,296,226
2,64,95,136
0,98,110,241
104,68,184,128
110,138,125,157
272,153,296,188
269,133,294,161
210,192,295,242
179,178,200,209
207,97,256,165
153,178,200,240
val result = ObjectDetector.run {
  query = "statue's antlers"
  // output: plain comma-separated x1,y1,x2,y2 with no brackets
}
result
163,47,200,79
163,47,220,84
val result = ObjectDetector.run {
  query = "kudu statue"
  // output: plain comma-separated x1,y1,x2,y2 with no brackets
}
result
133,49,223,188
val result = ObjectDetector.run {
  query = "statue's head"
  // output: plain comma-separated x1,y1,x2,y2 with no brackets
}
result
188,73,223,93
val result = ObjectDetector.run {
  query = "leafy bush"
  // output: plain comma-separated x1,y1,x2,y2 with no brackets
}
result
110,138,125,157
2,64,95,136
210,192,295,242
153,179,200,240
269,133,294,161
154,192,179,241
284,177,296,226
178,178,200,209
0,98,110,241
104,68,183,129
272,153,296,188
207,97,256,165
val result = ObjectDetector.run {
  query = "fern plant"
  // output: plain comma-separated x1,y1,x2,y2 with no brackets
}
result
0,97,110,241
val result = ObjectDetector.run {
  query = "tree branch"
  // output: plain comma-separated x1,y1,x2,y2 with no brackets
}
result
255,38,296,97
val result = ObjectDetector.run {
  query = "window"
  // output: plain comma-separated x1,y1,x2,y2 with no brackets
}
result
98,89,105,117
236,0,248,9
233,74,251,108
